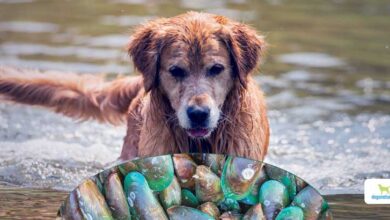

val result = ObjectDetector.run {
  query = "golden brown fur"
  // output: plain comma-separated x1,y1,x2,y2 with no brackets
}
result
0,12,269,161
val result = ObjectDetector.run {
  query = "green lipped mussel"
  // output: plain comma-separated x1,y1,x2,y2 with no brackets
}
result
124,171,168,220
219,211,243,220
218,197,241,212
159,176,181,209
266,165,297,201
172,154,197,189
243,204,266,220
199,202,220,219
181,189,200,208
167,206,214,220
221,156,263,200
259,180,289,220
135,155,174,192
77,179,113,220
275,206,304,220
240,167,267,205
291,186,324,220
103,172,130,220
195,165,224,203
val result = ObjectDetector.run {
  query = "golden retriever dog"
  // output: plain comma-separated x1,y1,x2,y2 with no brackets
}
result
0,12,269,161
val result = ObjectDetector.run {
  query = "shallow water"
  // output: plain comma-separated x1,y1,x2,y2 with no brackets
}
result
0,0,389,194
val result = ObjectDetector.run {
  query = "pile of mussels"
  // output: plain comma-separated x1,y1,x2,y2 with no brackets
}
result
58,154,332,220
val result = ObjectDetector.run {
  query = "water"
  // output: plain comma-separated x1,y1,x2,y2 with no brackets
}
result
0,0,389,195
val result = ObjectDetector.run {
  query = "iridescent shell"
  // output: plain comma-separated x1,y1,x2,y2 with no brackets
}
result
203,154,226,175
118,160,137,176
135,155,174,192
198,202,220,219
172,154,197,189
103,172,130,220
195,165,224,203
240,167,267,205
266,164,297,201
259,180,289,220
217,197,241,212
124,171,168,220
60,190,83,220
219,211,243,220
221,156,263,200
275,206,304,220
159,176,181,209
76,179,113,220
181,189,200,208
167,206,214,220
291,186,324,220
242,204,266,220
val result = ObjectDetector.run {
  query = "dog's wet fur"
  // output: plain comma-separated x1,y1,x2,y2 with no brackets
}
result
0,12,269,160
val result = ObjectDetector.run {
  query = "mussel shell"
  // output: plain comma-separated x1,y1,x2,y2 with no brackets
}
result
167,206,214,220
321,200,329,212
217,197,241,212
319,209,333,220
291,186,323,220
265,164,297,201
242,204,266,220
189,153,204,164
190,154,225,175
181,189,200,208
159,176,181,209
60,190,84,220
76,179,113,220
275,206,304,220
221,156,263,200
172,154,197,189
219,211,243,220
91,175,104,195
103,172,131,220
124,171,168,220
195,165,224,203
259,180,289,220
198,202,220,219
99,166,120,186
295,176,307,193
203,154,226,175
136,155,174,192
240,167,267,205
118,160,138,176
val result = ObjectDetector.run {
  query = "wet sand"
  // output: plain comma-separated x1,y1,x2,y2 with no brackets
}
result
1,186,389,219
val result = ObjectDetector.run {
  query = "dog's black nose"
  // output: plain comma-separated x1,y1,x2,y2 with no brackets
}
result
187,106,210,126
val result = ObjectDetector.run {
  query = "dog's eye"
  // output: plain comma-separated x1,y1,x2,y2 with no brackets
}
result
169,66,187,78
208,64,224,76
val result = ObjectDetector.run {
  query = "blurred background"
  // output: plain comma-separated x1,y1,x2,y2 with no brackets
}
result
0,0,389,194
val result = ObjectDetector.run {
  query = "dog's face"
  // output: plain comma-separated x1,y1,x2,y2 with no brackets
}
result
159,38,233,138
128,12,265,139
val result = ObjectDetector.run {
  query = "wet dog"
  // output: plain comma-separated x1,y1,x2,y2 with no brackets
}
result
0,12,269,161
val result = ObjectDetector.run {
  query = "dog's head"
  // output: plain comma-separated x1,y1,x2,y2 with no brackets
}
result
128,12,265,139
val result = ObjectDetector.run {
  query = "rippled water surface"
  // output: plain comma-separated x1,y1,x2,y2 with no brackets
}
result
0,0,389,194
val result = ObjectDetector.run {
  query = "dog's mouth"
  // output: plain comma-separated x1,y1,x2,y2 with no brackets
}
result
186,128,210,138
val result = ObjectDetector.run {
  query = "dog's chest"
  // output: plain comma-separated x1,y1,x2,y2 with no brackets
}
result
188,139,212,154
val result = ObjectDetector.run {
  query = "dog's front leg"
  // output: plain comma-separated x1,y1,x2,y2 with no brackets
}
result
118,95,145,160
119,115,141,160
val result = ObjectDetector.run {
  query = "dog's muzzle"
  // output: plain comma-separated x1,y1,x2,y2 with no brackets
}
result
186,105,211,137
187,105,210,127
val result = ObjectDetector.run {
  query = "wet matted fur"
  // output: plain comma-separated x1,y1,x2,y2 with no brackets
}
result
0,12,269,161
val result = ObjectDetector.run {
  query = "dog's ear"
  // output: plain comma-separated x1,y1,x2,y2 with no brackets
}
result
216,17,266,87
127,22,163,92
